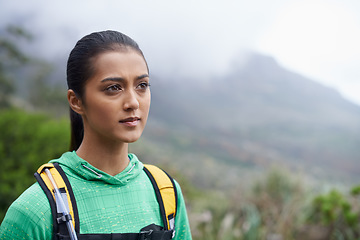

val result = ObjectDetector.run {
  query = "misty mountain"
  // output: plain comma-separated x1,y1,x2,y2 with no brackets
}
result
151,53,360,129
140,52,360,188
10,34,360,189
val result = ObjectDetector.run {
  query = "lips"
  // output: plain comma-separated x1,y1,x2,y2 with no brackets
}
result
119,117,140,127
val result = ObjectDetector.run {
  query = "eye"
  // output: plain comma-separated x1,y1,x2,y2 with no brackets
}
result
105,84,122,93
136,82,151,91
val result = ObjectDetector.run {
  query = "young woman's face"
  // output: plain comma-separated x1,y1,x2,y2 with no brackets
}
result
80,50,151,144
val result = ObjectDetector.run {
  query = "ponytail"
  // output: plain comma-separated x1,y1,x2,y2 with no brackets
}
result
69,108,84,151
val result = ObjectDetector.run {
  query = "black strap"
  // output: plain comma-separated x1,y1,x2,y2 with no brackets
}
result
53,163,80,234
34,171,59,239
57,231,173,240
57,228,173,240
34,163,80,239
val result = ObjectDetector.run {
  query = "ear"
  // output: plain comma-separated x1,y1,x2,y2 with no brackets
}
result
67,89,84,115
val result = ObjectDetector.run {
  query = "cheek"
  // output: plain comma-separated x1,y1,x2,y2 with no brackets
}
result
142,95,151,114
86,100,114,122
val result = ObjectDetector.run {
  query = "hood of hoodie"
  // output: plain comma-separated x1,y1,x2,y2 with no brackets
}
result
50,151,144,186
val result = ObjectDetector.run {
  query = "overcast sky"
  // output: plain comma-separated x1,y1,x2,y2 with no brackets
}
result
1,0,360,106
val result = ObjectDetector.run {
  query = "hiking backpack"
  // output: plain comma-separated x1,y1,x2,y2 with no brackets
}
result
34,162,177,240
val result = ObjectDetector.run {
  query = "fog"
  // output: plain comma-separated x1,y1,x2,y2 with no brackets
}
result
1,0,360,105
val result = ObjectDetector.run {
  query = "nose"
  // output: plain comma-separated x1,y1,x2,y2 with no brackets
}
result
123,89,139,111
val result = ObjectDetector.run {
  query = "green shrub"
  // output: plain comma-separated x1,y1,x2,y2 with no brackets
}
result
0,109,70,221
307,187,360,239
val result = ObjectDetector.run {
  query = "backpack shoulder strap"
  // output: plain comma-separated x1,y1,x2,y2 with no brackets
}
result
143,164,178,231
34,162,176,239
34,163,79,238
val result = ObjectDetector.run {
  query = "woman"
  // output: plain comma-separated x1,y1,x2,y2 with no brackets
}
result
0,30,192,239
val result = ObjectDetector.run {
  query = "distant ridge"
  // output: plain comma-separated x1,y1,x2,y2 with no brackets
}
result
151,52,360,128
143,52,360,188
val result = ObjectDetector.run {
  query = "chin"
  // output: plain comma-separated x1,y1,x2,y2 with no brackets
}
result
125,138,140,143
121,134,142,143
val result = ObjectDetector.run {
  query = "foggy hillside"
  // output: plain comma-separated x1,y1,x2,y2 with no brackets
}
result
136,52,360,189
150,53,360,129
7,27,360,189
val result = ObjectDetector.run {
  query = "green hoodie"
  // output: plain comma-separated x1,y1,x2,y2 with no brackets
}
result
0,151,192,240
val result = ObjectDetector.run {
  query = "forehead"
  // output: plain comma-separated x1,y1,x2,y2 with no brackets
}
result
90,50,148,78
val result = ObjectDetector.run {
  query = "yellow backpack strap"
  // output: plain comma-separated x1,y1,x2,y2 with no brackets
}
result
143,164,177,232
34,163,79,238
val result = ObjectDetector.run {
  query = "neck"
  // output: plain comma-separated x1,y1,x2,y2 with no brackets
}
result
76,134,130,176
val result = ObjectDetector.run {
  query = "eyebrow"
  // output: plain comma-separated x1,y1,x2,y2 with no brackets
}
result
101,74,149,83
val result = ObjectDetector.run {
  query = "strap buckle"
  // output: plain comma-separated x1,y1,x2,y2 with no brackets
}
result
139,229,153,240
57,213,72,224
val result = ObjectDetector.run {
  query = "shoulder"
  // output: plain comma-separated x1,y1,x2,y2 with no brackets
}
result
0,183,53,239
4,182,51,220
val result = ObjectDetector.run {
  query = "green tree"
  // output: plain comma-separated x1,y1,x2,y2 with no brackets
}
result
27,64,68,116
0,25,30,108
0,109,70,221
0,25,67,114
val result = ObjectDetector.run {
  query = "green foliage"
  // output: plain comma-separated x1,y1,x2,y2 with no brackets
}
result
351,185,360,196
253,167,298,204
0,24,67,114
0,25,30,108
0,109,70,221
0,25,30,64
307,187,360,239
240,204,261,240
187,167,306,240
249,167,305,239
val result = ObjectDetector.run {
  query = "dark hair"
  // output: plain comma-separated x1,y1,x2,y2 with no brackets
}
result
67,30,148,151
